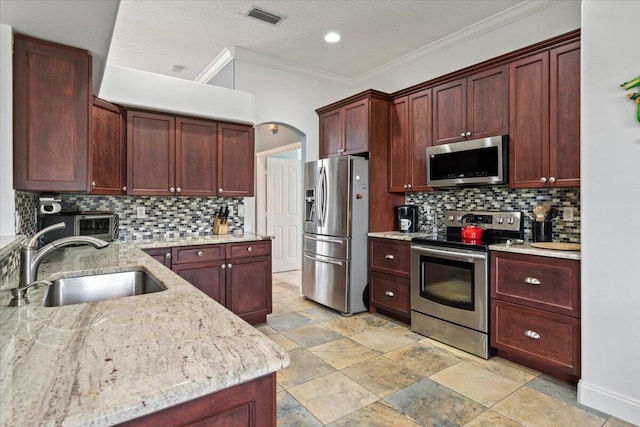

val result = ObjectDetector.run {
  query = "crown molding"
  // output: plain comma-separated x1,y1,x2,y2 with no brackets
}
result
194,47,235,83
352,0,563,86
196,0,563,88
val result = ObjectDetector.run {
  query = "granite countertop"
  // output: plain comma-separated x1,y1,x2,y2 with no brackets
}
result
132,232,274,249
0,239,289,427
369,231,580,260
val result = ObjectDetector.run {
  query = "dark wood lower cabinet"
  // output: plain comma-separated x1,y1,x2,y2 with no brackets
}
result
117,373,276,427
173,260,227,305
226,256,272,325
142,248,172,268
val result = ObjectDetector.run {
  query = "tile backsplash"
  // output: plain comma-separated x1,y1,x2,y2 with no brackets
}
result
406,187,580,242
15,191,244,241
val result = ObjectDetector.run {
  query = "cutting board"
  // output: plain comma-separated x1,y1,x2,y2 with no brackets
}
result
530,242,581,251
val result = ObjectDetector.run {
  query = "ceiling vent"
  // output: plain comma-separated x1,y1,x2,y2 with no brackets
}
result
245,6,284,26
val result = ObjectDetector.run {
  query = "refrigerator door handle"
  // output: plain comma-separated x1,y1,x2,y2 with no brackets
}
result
318,166,327,227
304,253,344,266
303,234,345,244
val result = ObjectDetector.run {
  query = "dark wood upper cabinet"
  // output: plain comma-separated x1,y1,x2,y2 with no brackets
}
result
389,88,432,192
90,97,126,195
176,117,217,196
509,42,580,188
318,98,369,158
217,122,255,197
126,110,176,196
432,65,508,145
13,34,91,192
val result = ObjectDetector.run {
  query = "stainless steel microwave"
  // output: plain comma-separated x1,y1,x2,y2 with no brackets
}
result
41,212,118,244
426,135,508,188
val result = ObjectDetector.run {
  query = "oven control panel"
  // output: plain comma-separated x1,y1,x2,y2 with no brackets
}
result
444,210,522,231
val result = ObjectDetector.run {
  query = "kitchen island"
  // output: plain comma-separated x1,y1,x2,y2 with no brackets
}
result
0,238,289,426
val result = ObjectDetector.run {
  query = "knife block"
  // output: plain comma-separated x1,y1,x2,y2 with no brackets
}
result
213,217,228,235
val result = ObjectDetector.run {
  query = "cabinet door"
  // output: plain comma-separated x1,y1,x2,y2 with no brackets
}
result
127,111,175,195
13,35,91,192
343,99,369,155
549,41,580,188
408,88,432,191
143,247,173,268
319,109,342,158
226,256,272,325
370,271,410,317
432,78,466,145
509,52,550,188
217,123,255,197
176,117,217,196
388,96,410,192
467,65,509,140
90,98,126,195
173,261,226,305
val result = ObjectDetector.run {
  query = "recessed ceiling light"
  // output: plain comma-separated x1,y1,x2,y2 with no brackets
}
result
324,32,340,43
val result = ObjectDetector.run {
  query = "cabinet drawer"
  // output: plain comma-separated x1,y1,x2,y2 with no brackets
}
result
226,241,271,259
370,272,410,316
172,245,225,264
491,300,580,376
491,252,580,317
369,238,410,278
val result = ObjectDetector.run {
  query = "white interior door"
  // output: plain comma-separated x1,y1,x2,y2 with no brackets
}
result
267,157,302,272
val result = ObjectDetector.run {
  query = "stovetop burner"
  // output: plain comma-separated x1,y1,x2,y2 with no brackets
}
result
412,210,524,251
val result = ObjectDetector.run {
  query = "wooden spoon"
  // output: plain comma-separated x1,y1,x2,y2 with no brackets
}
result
533,205,545,221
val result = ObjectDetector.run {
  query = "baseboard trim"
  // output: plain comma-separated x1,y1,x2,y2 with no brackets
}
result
578,380,640,425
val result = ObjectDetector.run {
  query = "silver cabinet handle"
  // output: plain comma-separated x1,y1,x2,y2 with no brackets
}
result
122,186,127,192
465,131,472,137
460,132,466,137
524,277,541,285
549,177,556,184
227,263,232,269
170,187,175,193
221,264,226,270
165,253,171,259
540,177,547,184
91,181,96,188
197,251,203,257
247,246,253,252
385,291,395,297
176,187,182,193
384,254,395,260
403,184,408,189
524,330,541,340
219,188,224,193
407,183,412,189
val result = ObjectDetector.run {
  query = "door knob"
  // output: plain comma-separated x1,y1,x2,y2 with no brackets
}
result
465,131,472,137
122,186,127,192
460,132,465,137
170,187,175,193
548,177,556,184
176,187,182,193
540,177,547,184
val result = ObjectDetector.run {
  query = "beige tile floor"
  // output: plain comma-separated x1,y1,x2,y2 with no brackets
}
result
259,271,635,427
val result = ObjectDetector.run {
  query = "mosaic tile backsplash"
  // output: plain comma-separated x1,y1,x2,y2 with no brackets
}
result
15,191,40,236
55,194,245,241
406,187,581,243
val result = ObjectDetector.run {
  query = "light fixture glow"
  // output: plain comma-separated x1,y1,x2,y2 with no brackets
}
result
324,32,340,43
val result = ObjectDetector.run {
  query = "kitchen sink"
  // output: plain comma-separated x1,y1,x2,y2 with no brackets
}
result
43,269,167,307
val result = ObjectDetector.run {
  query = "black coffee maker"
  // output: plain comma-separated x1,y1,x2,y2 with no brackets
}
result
396,205,419,232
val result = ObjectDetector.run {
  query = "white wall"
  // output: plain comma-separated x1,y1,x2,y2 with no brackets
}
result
578,1,640,424
0,24,15,237
354,0,581,93
99,65,256,124
233,60,350,162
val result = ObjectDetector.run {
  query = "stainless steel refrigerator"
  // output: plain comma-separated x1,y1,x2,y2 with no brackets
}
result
302,156,369,315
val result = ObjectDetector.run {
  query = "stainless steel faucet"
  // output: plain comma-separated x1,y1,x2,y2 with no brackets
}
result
9,222,110,307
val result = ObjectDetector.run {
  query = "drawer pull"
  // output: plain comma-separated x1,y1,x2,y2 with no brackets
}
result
247,246,253,252
524,277,541,285
165,253,171,259
524,330,541,340
385,291,395,297
384,254,395,260
197,251,204,257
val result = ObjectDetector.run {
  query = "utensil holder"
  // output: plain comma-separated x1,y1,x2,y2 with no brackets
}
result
213,217,228,235
532,220,553,242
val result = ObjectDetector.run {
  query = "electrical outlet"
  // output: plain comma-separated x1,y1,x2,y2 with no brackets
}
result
137,206,146,219
228,206,234,216
563,207,574,222
15,211,21,233
237,204,244,217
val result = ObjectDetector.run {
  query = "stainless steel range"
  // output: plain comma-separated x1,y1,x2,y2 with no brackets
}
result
410,210,524,358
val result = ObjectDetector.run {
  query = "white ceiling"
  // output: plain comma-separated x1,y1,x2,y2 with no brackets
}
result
1,0,563,88
107,0,529,83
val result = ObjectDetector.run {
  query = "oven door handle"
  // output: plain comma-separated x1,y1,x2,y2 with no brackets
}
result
411,245,487,261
